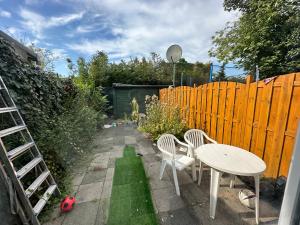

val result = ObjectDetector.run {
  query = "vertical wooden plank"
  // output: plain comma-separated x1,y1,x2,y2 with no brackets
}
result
189,86,196,128
231,83,244,146
242,82,258,150
265,74,295,177
223,82,236,145
196,86,202,129
200,84,207,131
239,75,254,147
206,83,213,134
254,80,274,158
210,82,220,139
216,82,227,143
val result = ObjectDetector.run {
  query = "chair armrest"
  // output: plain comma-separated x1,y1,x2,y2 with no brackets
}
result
157,147,173,158
175,138,195,157
184,139,195,149
174,138,189,148
202,132,217,144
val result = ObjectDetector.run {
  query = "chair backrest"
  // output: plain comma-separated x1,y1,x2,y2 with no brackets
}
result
184,129,206,149
157,134,177,156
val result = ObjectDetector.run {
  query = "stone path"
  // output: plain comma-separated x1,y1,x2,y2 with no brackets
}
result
44,123,280,225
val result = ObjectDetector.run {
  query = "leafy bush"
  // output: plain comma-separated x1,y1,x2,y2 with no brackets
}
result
139,95,187,140
0,37,106,193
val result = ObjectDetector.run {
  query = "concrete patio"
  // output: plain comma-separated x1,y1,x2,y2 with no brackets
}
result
43,122,281,225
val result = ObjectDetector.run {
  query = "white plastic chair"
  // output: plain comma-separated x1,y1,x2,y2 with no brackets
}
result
184,129,217,186
157,134,197,196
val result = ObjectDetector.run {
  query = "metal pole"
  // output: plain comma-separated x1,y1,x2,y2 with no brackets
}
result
209,63,213,82
255,65,259,81
181,72,183,86
173,63,176,87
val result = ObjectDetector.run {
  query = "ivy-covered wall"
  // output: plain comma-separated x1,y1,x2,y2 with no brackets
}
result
0,37,106,199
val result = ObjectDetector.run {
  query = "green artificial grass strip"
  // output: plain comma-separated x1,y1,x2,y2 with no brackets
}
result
107,146,158,225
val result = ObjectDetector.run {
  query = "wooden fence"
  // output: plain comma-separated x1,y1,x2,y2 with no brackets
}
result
159,72,300,178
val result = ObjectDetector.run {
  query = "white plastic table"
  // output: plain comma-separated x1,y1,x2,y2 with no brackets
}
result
195,144,266,224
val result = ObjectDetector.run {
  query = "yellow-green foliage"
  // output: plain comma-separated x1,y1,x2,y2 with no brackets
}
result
139,95,187,140
130,97,139,122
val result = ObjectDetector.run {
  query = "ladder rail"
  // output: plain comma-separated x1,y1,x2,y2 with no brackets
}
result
0,76,61,224
0,140,40,225
0,77,59,194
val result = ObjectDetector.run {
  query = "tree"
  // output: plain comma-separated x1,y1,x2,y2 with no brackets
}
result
77,57,89,83
89,51,108,87
214,63,226,81
30,44,60,72
209,0,300,78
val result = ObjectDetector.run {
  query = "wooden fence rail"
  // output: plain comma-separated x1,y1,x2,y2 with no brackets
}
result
159,72,300,178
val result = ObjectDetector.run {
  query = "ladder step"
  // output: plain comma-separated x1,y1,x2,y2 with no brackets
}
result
16,157,42,179
33,185,57,216
7,142,35,159
25,171,50,198
0,125,26,137
0,106,17,113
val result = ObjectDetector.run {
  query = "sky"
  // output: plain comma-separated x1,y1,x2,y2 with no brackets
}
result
0,0,244,76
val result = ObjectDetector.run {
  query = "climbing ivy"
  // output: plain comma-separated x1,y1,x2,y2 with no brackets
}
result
0,37,105,191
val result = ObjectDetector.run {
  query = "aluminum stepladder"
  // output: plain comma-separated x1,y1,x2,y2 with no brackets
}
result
0,76,60,225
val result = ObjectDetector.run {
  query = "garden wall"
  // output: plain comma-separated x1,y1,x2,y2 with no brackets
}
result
159,72,300,178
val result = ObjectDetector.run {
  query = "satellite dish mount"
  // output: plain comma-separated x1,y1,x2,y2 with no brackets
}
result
166,44,182,87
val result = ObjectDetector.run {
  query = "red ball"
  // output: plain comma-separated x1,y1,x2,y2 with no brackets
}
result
60,196,76,213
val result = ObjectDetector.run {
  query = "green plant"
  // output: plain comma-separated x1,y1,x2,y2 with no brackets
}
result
0,37,106,199
209,0,300,78
130,97,139,123
139,95,187,140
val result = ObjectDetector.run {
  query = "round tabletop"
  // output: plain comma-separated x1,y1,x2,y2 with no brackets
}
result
195,144,266,176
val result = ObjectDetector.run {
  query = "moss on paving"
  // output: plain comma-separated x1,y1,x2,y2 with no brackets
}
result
107,146,158,225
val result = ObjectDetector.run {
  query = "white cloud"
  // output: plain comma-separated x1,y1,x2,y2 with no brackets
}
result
19,8,85,38
51,48,67,59
67,0,239,62
0,9,11,18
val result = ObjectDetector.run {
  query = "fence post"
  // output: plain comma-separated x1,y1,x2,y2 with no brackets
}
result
239,75,254,148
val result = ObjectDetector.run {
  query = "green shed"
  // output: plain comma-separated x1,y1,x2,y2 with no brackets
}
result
112,83,170,118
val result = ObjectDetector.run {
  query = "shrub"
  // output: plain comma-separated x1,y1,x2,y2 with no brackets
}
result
0,37,106,194
139,95,187,140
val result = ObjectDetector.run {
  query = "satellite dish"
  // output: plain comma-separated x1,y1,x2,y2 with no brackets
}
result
166,44,182,63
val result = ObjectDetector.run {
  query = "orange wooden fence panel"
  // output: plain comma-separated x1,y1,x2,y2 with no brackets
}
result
159,72,300,179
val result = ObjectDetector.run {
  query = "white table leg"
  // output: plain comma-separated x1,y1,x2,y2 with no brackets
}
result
254,175,260,224
210,168,221,219
198,160,204,186
159,160,167,180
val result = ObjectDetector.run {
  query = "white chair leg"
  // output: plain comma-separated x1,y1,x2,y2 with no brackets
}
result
198,160,204,186
210,168,221,219
192,162,197,181
254,175,260,224
159,160,167,180
172,162,180,196
230,175,236,188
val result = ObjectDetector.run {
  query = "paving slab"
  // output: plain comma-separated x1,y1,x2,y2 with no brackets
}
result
152,187,186,213
109,149,123,158
63,201,99,225
101,180,113,199
81,169,107,184
107,158,116,168
125,135,137,145
95,198,110,225
71,173,85,186
105,168,115,181
76,182,103,203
